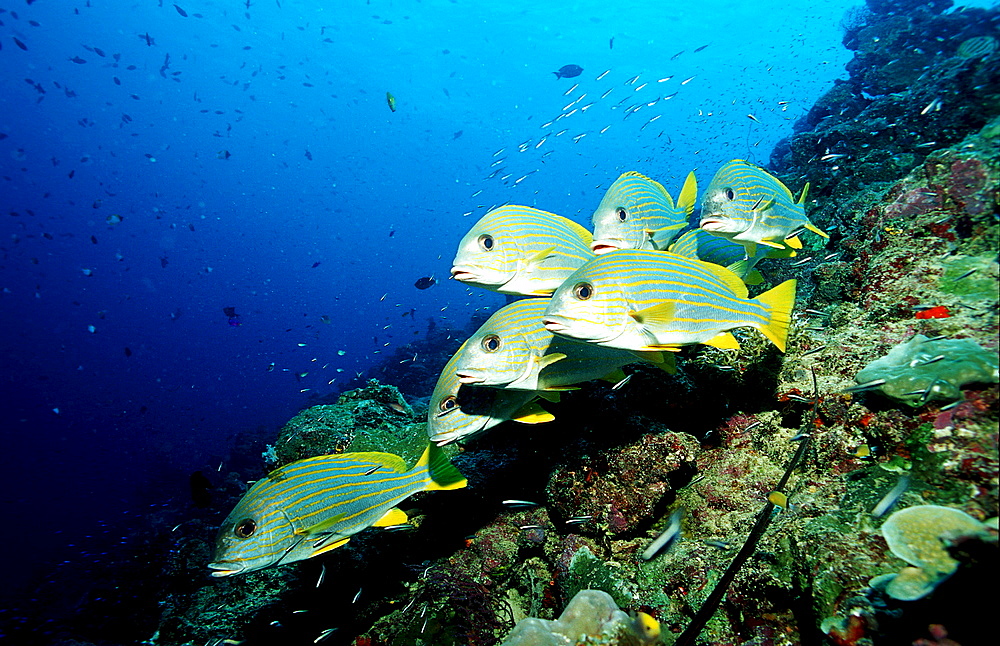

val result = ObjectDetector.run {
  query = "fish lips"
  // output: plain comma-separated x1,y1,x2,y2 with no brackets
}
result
455,370,489,385
542,315,620,345
590,238,627,255
699,216,732,233
207,561,246,577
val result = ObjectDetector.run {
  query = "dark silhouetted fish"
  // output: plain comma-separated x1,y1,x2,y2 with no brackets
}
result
414,275,437,290
553,64,583,79
173,4,188,17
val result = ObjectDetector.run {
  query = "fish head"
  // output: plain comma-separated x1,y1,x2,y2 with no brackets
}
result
428,342,537,444
208,480,301,577
699,168,756,237
541,257,632,347
450,213,518,291
591,172,677,254
454,300,549,390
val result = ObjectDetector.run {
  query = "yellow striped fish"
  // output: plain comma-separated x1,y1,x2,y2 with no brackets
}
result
451,205,594,296
541,250,797,352
956,36,996,60
700,160,827,255
428,339,554,445
668,228,793,286
591,171,697,254
452,299,671,391
208,443,466,576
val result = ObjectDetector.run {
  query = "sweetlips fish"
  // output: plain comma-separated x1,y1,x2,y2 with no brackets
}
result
452,298,673,392
208,443,466,576
451,205,594,296
668,228,791,286
699,159,827,254
541,250,797,353
428,339,555,445
591,171,697,254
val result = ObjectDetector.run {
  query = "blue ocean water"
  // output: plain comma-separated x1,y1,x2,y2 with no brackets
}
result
4,0,984,624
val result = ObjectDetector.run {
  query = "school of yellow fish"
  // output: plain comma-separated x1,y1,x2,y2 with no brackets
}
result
430,159,824,445
210,158,825,580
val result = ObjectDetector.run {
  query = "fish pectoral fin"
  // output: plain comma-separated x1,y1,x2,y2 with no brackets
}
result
600,368,628,384
304,513,348,535
702,332,741,350
536,352,567,370
372,507,408,527
311,536,350,556
804,222,829,239
525,246,557,268
629,302,676,328
512,401,555,424
755,195,776,212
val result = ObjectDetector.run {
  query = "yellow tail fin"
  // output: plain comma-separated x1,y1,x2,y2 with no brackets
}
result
754,279,796,352
417,443,467,491
676,171,698,216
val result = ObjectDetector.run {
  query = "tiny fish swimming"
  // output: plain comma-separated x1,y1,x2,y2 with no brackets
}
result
591,171,697,254
208,443,466,576
542,250,797,353
451,205,594,296
699,159,828,255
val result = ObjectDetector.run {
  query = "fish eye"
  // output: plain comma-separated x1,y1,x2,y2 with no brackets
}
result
478,234,495,251
234,518,257,539
724,188,735,201
439,395,459,413
573,282,594,300
481,334,502,352
616,207,628,222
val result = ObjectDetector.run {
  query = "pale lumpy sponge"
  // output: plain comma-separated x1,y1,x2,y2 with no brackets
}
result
855,334,998,406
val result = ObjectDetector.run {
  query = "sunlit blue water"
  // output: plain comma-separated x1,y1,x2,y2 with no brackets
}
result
1,0,927,600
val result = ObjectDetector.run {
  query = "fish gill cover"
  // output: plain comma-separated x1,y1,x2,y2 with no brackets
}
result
0,0,997,645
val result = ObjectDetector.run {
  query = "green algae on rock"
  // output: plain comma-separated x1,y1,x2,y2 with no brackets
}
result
872,504,997,600
500,589,658,646
854,334,999,406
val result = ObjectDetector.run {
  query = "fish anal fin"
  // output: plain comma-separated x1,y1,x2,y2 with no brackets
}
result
702,332,741,350
642,344,682,352
756,239,787,249
512,401,555,424
537,391,562,402
600,368,627,384
372,507,408,527
631,350,665,363
311,536,350,556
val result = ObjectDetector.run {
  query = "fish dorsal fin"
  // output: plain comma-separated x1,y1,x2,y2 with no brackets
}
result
536,352,567,370
372,507,408,527
783,235,803,249
804,222,829,239
702,332,741,350
621,170,654,182
311,536,350,556
797,182,810,204
629,302,676,327
344,452,408,472
512,401,555,424
622,171,673,207
600,368,628,384
697,261,749,299
676,171,698,216
558,217,595,245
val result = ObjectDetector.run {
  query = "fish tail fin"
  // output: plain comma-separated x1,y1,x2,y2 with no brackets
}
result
754,279,797,352
677,171,698,216
417,443,467,491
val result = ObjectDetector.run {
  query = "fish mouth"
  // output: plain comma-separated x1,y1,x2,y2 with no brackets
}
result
541,317,568,333
699,216,727,231
455,371,486,385
590,240,624,255
207,561,245,577
450,267,478,282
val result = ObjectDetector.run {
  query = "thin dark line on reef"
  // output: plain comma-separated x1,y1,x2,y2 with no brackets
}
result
675,370,818,646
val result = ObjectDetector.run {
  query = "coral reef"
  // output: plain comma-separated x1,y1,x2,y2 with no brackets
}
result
499,589,658,646
871,504,997,600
